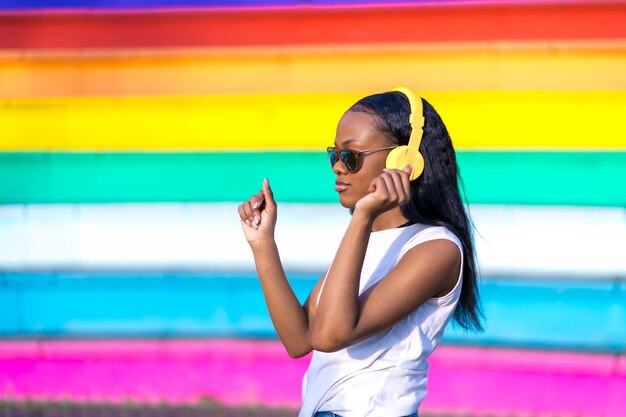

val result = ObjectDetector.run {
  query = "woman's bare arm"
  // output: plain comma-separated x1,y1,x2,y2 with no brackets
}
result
239,178,323,358
248,239,312,357
310,167,461,352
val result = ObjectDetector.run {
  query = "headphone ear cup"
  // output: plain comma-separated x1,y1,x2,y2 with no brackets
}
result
409,153,425,181
386,146,425,181
386,146,408,171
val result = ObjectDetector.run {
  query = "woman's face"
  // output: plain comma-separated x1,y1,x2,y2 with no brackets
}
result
332,111,394,209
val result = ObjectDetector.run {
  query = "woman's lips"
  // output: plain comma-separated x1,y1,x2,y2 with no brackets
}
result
335,181,350,192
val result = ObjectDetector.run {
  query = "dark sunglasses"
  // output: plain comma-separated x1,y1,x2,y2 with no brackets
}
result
327,146,397,173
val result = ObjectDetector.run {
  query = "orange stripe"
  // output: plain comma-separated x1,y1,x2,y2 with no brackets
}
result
1,41,625,97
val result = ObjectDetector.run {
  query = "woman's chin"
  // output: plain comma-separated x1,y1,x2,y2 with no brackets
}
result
338,194,356,209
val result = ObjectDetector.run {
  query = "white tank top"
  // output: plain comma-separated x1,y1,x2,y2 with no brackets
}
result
299,223,464,417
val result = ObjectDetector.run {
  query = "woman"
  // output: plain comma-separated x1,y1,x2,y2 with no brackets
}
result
238,88,482,417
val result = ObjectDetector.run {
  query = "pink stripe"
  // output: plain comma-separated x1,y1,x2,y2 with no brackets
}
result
430,345,618,375
0,340,624,416
423,347,625,417
0,339,309,406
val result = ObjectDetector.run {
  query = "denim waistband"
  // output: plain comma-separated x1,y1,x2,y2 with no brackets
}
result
314,412,418,417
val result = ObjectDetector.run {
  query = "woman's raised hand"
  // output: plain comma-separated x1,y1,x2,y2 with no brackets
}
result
354,165,412,219
238,178,278,244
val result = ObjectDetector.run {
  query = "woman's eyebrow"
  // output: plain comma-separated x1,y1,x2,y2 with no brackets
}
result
334,138,359,147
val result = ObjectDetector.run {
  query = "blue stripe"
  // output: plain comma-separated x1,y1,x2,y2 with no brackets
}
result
0,0,508,11
2,271,625,352
446,278,626,351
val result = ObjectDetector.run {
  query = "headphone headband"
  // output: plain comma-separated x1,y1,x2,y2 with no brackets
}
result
393,87,425,129
385,87,426,181
393,87,424,164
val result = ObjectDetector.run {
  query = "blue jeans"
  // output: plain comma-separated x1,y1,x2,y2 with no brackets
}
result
314,413,418,417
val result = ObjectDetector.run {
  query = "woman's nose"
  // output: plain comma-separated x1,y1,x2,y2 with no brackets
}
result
332,159,347,175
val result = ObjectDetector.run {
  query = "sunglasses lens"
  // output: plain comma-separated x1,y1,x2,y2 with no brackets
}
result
327,148,338,168
327,147,359,172
340,150,358,172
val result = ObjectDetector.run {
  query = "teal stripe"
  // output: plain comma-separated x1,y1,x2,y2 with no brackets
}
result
1,151,624,206
2,272,625,352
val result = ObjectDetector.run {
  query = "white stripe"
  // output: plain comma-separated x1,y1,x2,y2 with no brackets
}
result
469,205,626,277
0,203,624,277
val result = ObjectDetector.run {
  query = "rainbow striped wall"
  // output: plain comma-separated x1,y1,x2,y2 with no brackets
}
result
1,0,626,416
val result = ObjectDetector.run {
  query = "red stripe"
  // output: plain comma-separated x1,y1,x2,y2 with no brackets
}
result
1,3,625,49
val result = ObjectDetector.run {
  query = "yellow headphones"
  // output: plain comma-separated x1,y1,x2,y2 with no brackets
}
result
385,87,425,181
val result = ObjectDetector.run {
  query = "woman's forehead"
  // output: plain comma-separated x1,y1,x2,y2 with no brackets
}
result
335,111,387,147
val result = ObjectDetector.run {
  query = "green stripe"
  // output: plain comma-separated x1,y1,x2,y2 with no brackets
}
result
1,151,624,206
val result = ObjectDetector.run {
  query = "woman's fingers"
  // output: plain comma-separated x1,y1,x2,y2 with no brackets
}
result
374,176,390,199
398,165,412,204
377,166,412,207
238,203,252,227
238,178,277,232
399,166,411,203
238,178,280,239
249,196,260,227
380,171,397,203
386,168,411,204
237,204,247,222
241,200,255,227
356,166,413,217
240,201,250,220
248,190,262,226
367,177,378,194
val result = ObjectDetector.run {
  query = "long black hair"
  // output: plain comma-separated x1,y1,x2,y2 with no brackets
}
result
349,91,483,331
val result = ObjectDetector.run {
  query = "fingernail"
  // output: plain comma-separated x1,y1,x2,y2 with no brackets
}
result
252,202,259,209
245,219,251,226
254,215,260,225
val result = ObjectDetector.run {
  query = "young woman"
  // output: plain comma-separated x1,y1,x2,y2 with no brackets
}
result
238,88,482,417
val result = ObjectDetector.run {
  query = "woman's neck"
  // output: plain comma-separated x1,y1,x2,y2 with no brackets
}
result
371,208,411,232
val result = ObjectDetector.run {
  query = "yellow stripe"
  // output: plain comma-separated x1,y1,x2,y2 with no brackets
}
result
1,42,626,97
1,91,625,150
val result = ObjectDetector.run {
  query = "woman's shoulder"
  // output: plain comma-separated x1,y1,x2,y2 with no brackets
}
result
399,224,463,256
367,223,462,263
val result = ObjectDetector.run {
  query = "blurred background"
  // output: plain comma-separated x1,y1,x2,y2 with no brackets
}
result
1,0,625,416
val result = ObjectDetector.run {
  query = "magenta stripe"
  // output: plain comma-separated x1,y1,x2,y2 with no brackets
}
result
0,340,624,416
424,347,626,417
0,340,309,407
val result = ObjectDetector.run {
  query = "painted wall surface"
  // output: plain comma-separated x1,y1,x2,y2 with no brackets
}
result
1,340,625,416
1,0,625,416
2,272,626,350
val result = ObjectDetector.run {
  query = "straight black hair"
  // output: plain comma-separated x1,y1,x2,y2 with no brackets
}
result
349,91,483,331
